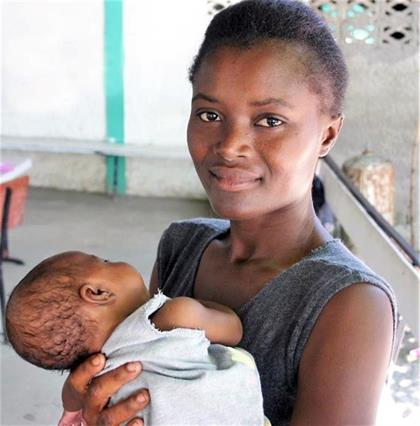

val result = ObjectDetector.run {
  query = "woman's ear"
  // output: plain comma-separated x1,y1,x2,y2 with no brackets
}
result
80,283,116,305
319,114,344,158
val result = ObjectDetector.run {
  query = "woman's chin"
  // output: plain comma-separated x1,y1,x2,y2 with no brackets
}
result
210,200,263,222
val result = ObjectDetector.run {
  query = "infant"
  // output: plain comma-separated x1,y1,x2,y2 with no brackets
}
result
6,251,266,425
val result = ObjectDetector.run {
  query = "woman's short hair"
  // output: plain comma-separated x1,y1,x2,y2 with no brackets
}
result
189,0,348,116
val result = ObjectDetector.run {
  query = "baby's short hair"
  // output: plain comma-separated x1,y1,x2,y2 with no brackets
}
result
6,254,98,371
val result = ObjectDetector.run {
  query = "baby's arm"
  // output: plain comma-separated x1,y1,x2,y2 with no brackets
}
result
151,297,243,345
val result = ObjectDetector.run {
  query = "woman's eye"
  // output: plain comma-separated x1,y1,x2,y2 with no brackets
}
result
256,117,283,128
198,111,221,122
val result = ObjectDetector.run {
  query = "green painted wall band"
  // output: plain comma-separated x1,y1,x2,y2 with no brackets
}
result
104,0,126,194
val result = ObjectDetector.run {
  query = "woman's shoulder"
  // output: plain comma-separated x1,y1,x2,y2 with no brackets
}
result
262,239,397,383
301,238,389,285
156,218,230,294
169,217,230,231
161,217,230,245
287,238,397,342
265,238,397,331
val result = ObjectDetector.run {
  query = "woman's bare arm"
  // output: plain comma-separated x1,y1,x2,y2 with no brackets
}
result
291,284,393,425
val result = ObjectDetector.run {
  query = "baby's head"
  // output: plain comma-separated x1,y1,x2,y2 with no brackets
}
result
6,251,149,371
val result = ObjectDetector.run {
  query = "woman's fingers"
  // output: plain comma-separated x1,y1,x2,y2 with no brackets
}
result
83,362,143,424
95,390,149,426
62,357,147,425
62,354,106,411
127,417,144,426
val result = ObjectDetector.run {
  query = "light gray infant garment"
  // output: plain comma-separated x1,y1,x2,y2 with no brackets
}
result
101,292,266,426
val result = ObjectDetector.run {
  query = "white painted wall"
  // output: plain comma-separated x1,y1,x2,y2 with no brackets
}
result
2,0,211,149
124,0,211,148
1,0,211,198
2,0,105,140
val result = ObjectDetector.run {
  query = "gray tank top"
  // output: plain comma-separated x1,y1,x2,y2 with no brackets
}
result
156,219,397,426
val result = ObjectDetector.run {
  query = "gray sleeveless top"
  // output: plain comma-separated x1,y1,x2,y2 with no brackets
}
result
156,218,397,426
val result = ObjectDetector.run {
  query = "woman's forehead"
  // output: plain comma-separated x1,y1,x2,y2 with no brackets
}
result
192,42,317,105
199,41,306,75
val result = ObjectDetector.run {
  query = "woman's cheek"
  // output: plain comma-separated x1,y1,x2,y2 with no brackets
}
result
188,138,206,165
187,124,201,160
188,127,215,162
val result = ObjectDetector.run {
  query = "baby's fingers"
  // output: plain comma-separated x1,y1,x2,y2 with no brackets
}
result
96,390,149,426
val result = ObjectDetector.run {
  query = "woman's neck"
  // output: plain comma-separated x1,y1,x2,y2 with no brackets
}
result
226,198,331,267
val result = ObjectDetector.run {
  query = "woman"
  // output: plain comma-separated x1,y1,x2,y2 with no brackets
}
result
61,1,396,424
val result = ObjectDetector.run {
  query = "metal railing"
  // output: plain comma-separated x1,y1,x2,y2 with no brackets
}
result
323,156,419,267
319,156,420,339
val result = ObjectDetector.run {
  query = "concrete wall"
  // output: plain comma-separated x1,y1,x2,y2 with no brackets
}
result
2,0,210,145
333,47,418,226
3,148,106,193
1,0,209,198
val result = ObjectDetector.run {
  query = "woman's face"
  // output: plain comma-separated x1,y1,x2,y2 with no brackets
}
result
187,42,342,220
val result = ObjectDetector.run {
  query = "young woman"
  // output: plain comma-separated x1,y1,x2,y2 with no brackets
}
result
60,1,395,424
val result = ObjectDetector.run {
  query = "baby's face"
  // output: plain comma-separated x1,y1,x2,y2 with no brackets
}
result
81,253,146,311
54,251,147,318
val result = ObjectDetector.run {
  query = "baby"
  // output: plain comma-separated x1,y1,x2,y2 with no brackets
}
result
6,251,266,425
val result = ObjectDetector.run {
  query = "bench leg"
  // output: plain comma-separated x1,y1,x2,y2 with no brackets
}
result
0,188,13,344
1,188,24,265
0,260,8,344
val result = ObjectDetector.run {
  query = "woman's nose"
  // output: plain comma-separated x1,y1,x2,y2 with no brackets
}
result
214,124,252,161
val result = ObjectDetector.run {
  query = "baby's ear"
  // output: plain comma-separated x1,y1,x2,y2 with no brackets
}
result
80,284,116,305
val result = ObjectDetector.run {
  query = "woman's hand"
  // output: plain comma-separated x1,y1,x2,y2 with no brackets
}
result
62,354,150,426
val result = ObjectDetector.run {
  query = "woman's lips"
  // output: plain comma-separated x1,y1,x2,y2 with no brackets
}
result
209,166,262,192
